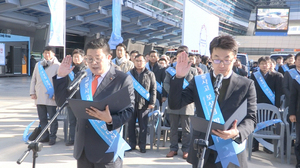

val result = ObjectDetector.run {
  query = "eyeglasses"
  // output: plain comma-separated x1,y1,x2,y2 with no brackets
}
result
85,57,104,63
211,59,234,65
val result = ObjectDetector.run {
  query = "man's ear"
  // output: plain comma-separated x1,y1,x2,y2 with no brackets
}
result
107,54,112,60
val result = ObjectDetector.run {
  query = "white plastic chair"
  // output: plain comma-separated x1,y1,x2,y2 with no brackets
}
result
248,103,285,163
283,107,296,164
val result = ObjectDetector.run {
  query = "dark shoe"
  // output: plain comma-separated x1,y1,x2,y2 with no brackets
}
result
140,148,146,153
49,139,56,145
39,137,49,143
252,147,259,152
65,140,74,146
166,151,177,157
263,147,273,154
183,152,188,159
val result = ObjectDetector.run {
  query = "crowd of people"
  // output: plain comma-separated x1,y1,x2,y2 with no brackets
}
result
28,36,300,168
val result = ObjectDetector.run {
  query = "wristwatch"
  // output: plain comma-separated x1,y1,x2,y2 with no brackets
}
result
232,131,240,140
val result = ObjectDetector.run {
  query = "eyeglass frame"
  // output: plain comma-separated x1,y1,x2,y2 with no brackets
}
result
211,58,235,65
85,55,109,64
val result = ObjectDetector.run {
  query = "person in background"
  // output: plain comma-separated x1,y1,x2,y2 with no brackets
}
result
6,52,12,73
189,54,203,75
129,50,139,62
278,54,295,75
158,57,168,68
164,46,198,160
112,43,134,73
195,54,208,74
288,52,300,168
161,54,170,65
30,55,37,76
275,56,283,71
127,54,156,153
30,46,60,145
145,54,150,63
64,49,87,146
232,59,247,77
270,59,277,72
250,62,258,73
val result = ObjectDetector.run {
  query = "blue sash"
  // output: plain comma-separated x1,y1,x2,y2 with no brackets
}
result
289,68,300,84
145,63,163,94
195,73,246,167
79,68,130,161
282,64,289,72
254,119,282,152
22,119,39,142
275,64,279,71
126,71,150,101
253,71,275,105
68,70,74,81
38,62,54,99
166,67,189,89
112,58,116,64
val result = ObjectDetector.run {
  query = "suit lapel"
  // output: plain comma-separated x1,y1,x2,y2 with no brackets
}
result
220,72,239,109
93,66,116,98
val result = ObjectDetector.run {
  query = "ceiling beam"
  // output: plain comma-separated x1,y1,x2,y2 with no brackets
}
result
66,0,89,10
0,12,38,23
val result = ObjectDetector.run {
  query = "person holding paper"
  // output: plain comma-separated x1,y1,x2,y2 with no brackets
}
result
29,46,60,145
127,54,156,153
288,52,300,168
53,38,134,168
168,35,257,168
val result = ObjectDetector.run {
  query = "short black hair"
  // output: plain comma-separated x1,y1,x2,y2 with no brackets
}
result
130,50,139,55
116,43,126,51
209,35,238,56
258,56,270,64
295,52,300,60
134,54,145,59
84,38,110,55
149,50,158,55
43,46,55,53
72,49,85,57
276,56,283,60
287,54,294,59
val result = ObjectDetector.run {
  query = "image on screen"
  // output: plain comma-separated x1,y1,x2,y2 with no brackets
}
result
256,7,290,31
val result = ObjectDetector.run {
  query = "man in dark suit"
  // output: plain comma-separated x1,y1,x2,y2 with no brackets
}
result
168,35,257,168
53,38,134,168
288,52,300,168
278,54,295,75
148,50,167,105
232,59,247,77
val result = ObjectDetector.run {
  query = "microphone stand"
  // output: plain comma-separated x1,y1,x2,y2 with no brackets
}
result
17,84,80,168
195,87,220,168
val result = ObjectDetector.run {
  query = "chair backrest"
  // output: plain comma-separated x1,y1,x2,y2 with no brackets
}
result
256,103,282,132
283,106,296,139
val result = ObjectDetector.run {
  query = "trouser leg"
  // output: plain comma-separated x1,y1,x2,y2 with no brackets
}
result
128,108,137,149
67,106,77,141
37,105,49,140
138,108,149,150
169,113,180,152
295,122,300,164
47,105,58,140
180,115,191,152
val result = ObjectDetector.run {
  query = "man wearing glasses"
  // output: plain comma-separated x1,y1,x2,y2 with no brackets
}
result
168,35,256,168
53,38,134,168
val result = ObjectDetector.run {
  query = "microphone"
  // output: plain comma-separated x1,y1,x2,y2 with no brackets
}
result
214,73,224,91
67,70,87,91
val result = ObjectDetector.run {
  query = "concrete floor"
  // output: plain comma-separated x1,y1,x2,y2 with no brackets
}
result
0,76,296,168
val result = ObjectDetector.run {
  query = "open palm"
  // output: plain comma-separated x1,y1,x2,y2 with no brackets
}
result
175,52,191,78
57,55,74,77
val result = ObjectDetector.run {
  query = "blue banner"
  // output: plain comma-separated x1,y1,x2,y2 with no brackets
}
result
281,64,289,72
166,67,189,89
38,62,54,99
253,71,275,105
68,70,74,81
80,68,130,161
288,68,300,84
47,0,66,46
195,74,246,167
108,0,123,49
127,71,150,101
145,63,163,94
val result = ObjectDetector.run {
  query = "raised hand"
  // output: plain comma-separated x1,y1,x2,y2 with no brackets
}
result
175,52,192,78
57,55,74,78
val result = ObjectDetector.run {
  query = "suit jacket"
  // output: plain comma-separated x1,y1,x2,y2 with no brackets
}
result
278,64,295,76
250,71,283,108
283,70,294,108
289,71,300,121
149,62,167,105
129,67,157,109
53,66,135,164
232,66,247,77
169,71,257,168
164,66,198,115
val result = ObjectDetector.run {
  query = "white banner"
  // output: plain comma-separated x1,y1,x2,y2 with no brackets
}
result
182,0,219,56
0,43,5,65
47,0,66,46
